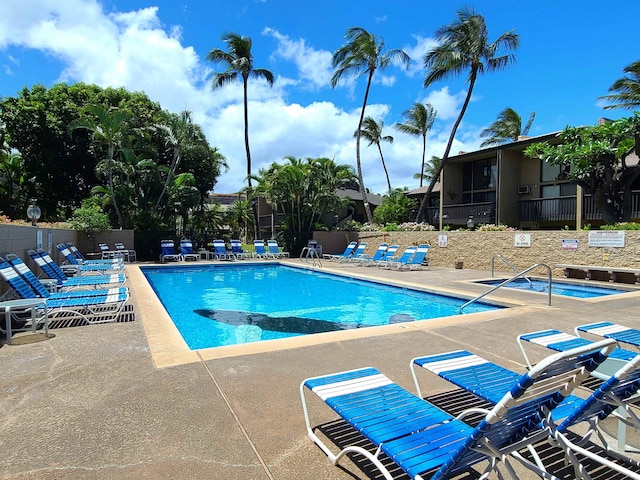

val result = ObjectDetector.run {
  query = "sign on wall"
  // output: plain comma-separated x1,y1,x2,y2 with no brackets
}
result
514,233,531,247
588,230,625,248
438,233,448,247
561,239,579,251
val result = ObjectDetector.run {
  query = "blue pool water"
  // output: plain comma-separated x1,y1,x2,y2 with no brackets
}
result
142,264,501,349
477,278,628,298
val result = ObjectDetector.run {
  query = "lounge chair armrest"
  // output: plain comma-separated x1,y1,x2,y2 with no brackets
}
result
456,407,491,421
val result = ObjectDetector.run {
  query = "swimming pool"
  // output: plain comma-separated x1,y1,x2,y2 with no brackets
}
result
476,278,628,298
142,264,501,349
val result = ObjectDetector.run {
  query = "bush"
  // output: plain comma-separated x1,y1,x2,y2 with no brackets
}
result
601,222,640,230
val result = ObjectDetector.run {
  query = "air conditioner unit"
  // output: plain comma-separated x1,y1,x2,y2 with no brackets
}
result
517,185,530,195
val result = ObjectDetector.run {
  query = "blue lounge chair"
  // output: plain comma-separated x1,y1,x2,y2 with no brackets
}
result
267,239,289,258
402,244,429,270
212,239,233,260
351,243,387,266
65,242,123,265
414,339,640,478
322,241,357,262
0,257,129,324
301,340,615,480
57,244,125,274
28,249,126,290
180,239,200,261
230,240,247,259
377,245,417,270
114,242,136,262
252,240,269,259
366,244,399,267
344,242,367,262
160,240,182,262
577,321,640,347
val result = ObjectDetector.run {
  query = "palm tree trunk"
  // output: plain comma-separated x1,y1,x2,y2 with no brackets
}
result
420,133,426,188
356,71,375,223
107,143,124,229
155,146,180,210
242,76,260,240
416,73,477,221
376,143,392,193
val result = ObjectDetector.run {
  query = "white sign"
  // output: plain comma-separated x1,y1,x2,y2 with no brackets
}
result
561,239,579,251
438,233,448,248
588,230,625,248
514,233,531,247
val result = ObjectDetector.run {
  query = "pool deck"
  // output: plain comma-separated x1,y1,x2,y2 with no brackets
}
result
2,258,640,479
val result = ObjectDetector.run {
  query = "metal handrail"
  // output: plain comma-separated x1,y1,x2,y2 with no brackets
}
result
460,263,552,313
300,247,322,268
492,254,533,287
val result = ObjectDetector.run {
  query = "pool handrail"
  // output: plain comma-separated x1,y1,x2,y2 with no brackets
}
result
491,254,533,288
460,262,552,313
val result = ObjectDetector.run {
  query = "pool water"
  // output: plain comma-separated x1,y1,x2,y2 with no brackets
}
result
477,278,628,298
142,264,501,349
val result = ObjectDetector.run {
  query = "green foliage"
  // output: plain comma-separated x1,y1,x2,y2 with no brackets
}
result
68,200,112,239
251,156,357,252
601,222,640,230
475,224,517,231
382,222,399,231
0,83,225,232
373,188,416,225
524,115,640,224
342,220,363,231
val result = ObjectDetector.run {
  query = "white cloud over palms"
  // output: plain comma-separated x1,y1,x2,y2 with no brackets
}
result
0,0,481,195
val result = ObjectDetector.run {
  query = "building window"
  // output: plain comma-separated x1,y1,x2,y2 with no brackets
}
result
462,158,497,203
541,161,570,182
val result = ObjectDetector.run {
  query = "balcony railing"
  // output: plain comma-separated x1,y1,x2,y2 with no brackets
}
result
439,202,495,226
518,191,640,223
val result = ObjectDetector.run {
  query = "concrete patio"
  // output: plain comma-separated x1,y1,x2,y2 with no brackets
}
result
2,259,640,479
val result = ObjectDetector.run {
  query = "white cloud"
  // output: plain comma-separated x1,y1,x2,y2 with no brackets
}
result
403,35,438,77
262,27,333,89
0,0,486,197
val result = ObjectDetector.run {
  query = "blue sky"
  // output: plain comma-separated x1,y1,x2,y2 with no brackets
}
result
1,0,639,194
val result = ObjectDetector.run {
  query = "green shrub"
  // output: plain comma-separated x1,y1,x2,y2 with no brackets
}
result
601,222,640,230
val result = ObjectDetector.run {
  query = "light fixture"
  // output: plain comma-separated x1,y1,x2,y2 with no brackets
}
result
466,215,474,229
27,200,41,226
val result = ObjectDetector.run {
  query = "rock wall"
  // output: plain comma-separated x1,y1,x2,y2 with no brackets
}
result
349,230,640,276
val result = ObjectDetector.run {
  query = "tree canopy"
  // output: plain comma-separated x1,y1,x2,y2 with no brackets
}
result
0,83,225,230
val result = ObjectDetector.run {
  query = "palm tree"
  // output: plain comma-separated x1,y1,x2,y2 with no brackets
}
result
356,117,394,193
207,33,274,238
331,27,410,223
415,8,519,221
69,105,133,229
395,102,437,188
599,60,640,110
480,108,535,147
413,156,441,184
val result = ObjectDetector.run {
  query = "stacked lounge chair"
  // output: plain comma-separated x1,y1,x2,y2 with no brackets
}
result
28,249,126,290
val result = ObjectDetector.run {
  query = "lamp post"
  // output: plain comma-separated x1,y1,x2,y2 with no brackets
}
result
466,215,475,230
26,200,41,226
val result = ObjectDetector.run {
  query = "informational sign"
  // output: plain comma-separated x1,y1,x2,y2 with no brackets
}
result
561,239,579,251
47,230,53,254
36,229,43,250
438,233,448,248
514,233,531,247
588,230,625,248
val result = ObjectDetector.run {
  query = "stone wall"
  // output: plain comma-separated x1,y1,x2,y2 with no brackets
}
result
318,230,640,277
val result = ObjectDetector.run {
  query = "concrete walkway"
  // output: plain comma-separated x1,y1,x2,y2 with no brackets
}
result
1,259,640,479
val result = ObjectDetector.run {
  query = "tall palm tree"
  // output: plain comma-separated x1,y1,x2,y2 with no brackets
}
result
480,107,535,147
395,102,437,188
599,60,640,110
415,8,519,221
207,33,274,238
356,116,394,193
69,105,133,229
331,27,410,223
414,156,441,184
